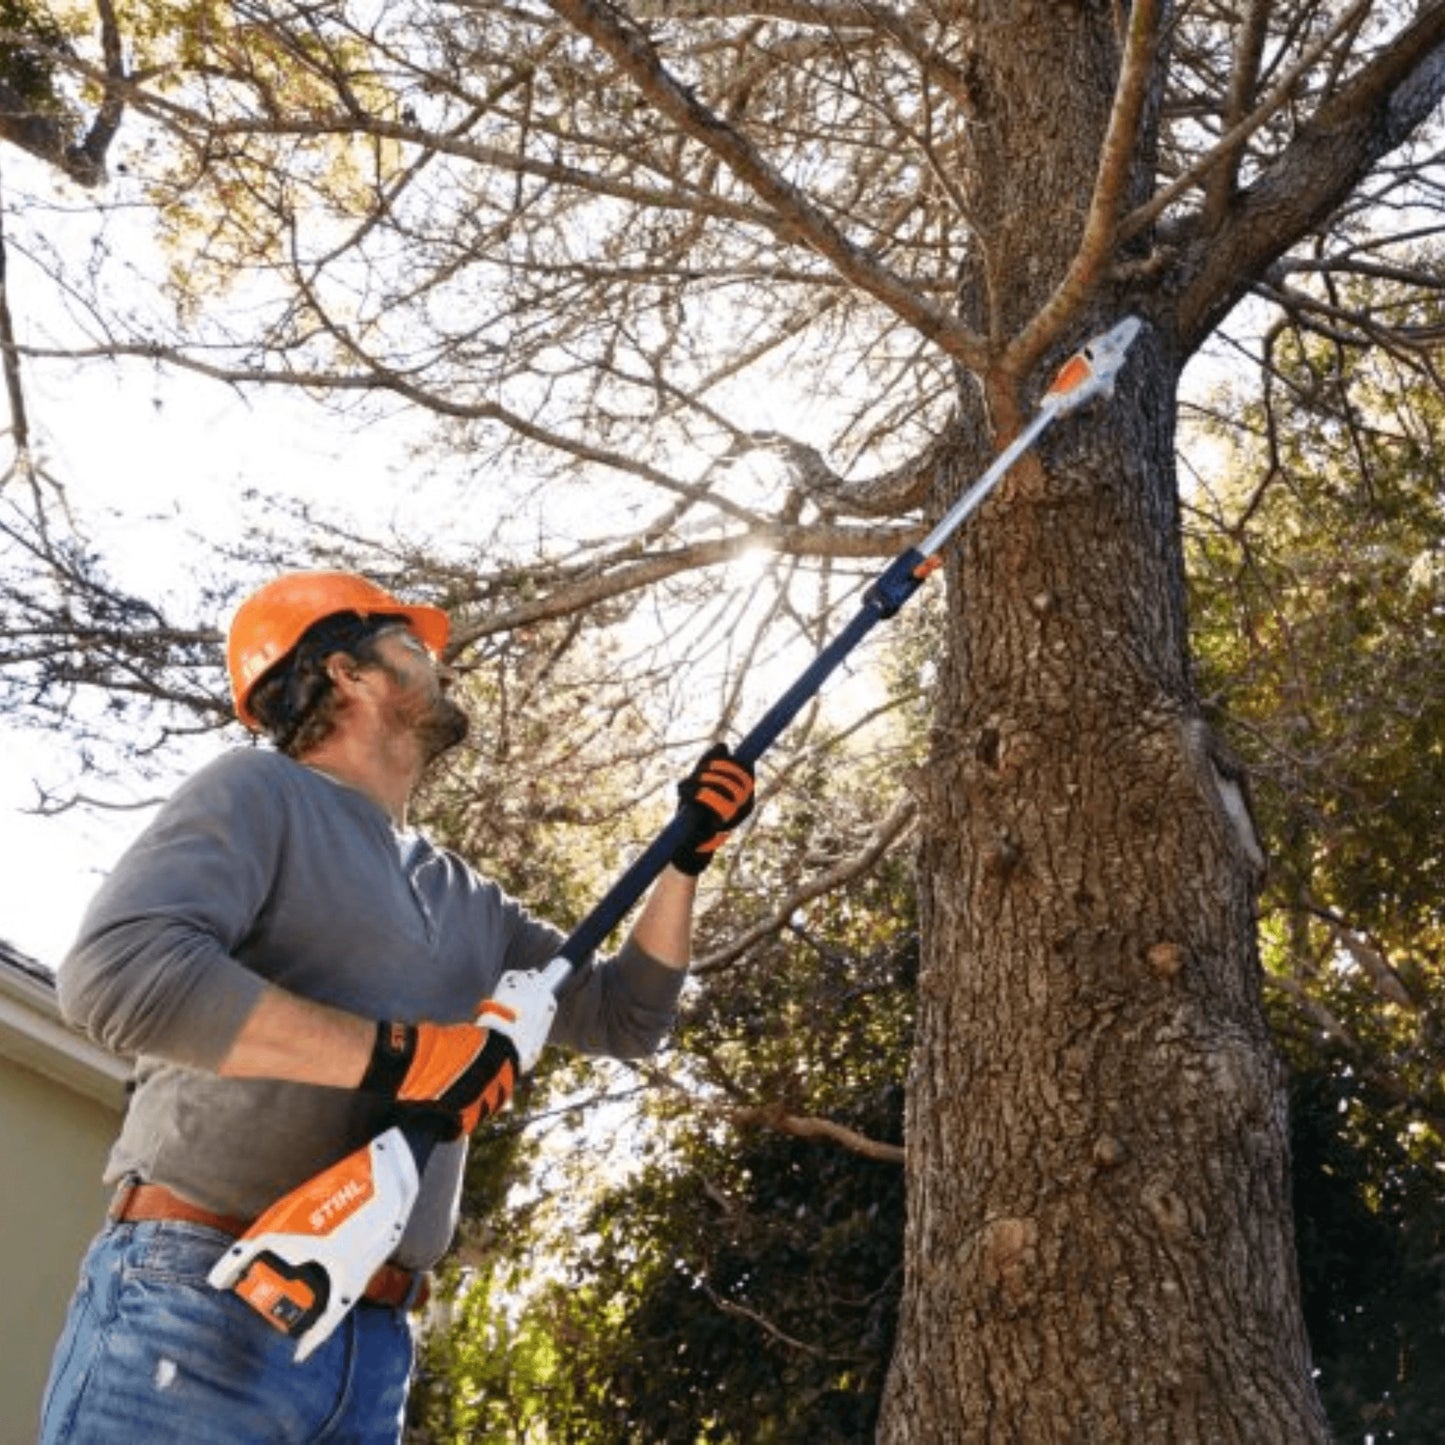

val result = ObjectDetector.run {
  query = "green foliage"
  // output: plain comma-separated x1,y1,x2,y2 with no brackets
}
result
1288,1064,1445,1441
1189,320,1445,964
545,1093,905,1444
1186,302,1445,1438
122,0,414,311
417,1024,907,1440
0,0,66,112
408,1255,589,1442
411,745,917,1442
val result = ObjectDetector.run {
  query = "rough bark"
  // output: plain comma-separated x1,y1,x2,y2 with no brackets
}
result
880,336,1327,1441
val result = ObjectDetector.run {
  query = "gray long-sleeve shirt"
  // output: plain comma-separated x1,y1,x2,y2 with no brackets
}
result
59,748,684,1266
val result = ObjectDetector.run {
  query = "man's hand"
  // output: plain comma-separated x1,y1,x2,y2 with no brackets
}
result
360,1019,518,1139
671,743,756,876
480,969,558,1074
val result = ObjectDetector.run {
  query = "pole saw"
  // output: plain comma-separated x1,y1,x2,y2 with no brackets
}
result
209,315,1143,1361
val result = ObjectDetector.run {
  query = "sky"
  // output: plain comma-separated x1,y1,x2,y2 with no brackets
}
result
1,728,146,964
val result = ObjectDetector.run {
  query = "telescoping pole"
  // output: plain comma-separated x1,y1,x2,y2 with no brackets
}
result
537,315,1143,989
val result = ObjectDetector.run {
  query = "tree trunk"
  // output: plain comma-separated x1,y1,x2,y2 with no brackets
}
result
878,4,1330,1439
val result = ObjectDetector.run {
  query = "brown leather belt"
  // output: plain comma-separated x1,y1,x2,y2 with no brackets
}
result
108,1180,432,1312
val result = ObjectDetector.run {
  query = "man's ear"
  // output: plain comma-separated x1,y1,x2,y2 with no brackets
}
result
324,650,367,695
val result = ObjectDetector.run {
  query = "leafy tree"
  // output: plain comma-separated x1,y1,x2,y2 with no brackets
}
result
1187,299,1445,1439
1289,1066,1445,1441
413,807,916,1443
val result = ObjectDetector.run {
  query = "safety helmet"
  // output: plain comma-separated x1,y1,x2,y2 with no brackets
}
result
227,571,451,731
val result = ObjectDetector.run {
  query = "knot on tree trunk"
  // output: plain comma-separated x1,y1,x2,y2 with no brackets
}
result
1141,1179,1194,1241
978,1216,1039,1307
1146,941,1187,978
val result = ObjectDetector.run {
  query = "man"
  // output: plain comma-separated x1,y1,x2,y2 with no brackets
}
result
40,570,754,1442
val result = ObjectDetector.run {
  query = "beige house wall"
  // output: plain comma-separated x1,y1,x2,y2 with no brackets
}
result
0,947,127,1445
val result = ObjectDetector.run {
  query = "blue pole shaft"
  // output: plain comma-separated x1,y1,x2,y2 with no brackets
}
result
553,547,935,972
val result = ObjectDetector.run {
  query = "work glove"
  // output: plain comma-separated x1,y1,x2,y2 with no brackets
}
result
483,968,558,1075
671,742,756,876
360,971,559,1140
360,1018,517,1140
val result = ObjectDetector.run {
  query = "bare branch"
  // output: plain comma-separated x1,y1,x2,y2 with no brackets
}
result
542,0,988,370
1124,0,1373,244
1174,2,1445,351
638,1060,904,1164
1004,0,1163,383
727,1100,905,1164
1202,0,1275,231
450,522,919,646
697,796,916,972
68,0,127,184
0,182,30,459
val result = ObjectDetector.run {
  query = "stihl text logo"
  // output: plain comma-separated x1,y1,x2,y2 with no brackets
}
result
309,1178,367,1233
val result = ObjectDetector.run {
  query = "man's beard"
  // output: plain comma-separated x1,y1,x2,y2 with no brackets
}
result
416,693,471,763
391,689,470,764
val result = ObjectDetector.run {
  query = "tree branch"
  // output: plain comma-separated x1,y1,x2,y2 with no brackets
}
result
752,418,960,518
1202,0,1275,233
543,0,987,370
637,1062,905,1164
0,181,30,459
67,0,127,185
1174,1,1445,354
727,1101,905,1164
632,0,978,112
0,0,127,186
698,1280,830,1356
1294,894,1417,1010
449,523,918,646
1003,0,1162,384
1123,0,1375,246
695,796,916,972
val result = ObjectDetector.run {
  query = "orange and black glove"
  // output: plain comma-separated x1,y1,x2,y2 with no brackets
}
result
360,1018,518,1141
671,743,756,876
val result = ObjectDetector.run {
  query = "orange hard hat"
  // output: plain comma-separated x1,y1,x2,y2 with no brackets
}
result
227,571,451,730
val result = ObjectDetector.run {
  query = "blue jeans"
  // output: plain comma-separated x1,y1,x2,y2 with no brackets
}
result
40,1222,414,1443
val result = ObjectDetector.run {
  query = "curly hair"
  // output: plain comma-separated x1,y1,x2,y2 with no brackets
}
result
247,612,403,756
